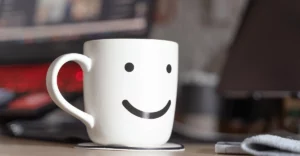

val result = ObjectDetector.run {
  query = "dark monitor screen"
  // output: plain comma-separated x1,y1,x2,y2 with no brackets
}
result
218,0,300,97
0,0,153,64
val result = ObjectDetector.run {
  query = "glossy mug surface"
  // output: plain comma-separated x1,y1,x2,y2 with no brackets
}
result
46,39,178,147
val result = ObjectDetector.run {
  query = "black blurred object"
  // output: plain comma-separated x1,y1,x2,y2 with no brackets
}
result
6,96,89,142
0,93,79,123
174,72,222,142
216,0,299,136
219,0,300,95
219,98,284,134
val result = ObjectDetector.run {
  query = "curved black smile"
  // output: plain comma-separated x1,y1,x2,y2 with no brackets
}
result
122,100,171,119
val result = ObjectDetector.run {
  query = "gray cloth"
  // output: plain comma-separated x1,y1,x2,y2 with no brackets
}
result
241,134,300,156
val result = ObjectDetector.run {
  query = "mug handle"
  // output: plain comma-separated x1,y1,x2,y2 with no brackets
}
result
46,53,94,129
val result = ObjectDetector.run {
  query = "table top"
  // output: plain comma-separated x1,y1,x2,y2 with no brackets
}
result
0,136,233,156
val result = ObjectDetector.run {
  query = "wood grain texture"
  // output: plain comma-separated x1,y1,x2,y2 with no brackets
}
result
0,136,237,156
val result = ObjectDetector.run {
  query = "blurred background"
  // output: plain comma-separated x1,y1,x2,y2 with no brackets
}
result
0,0,299,143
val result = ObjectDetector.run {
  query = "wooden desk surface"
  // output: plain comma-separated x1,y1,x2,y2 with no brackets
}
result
0,136,232,156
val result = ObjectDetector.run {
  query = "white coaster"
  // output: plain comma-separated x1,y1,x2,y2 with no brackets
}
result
75,142,185,151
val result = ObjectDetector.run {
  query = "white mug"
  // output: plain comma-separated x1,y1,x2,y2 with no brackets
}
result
46,39,178,147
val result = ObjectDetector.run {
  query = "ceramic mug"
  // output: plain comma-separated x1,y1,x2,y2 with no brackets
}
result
46,39,178,147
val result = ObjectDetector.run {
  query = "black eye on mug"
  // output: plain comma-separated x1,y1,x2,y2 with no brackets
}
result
166,64,172,73
125,62,134,72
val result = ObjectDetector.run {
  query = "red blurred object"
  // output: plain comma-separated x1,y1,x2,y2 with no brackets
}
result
8,92,52,110
75,71,83,81
0,63,83,93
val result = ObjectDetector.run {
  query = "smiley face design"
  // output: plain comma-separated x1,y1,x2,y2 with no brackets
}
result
122,62,172,119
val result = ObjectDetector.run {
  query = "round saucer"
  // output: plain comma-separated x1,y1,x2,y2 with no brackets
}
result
75,142,185,151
